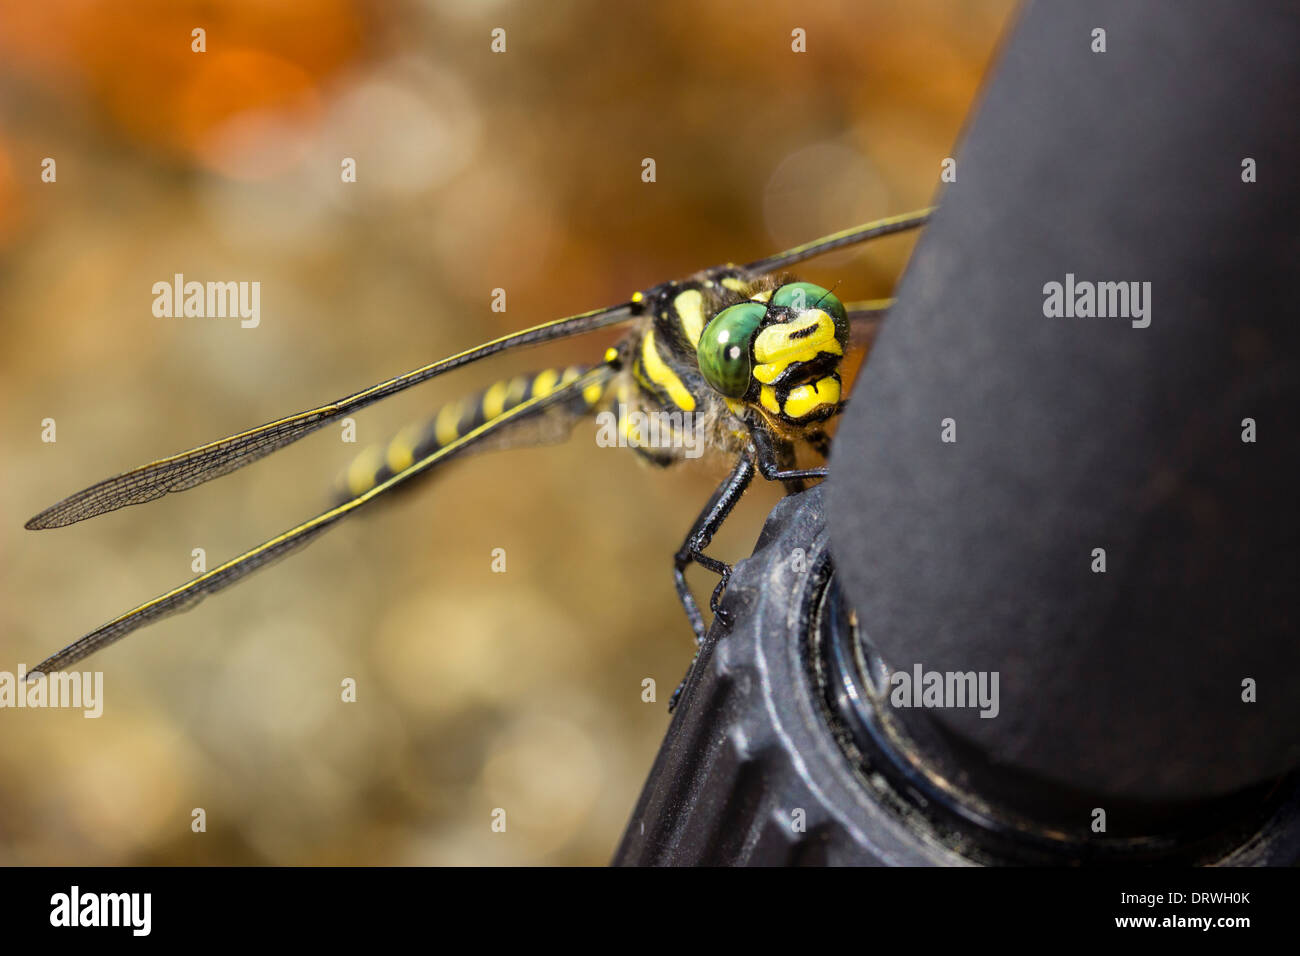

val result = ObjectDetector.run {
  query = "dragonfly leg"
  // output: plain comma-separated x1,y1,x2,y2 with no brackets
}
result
749,424,829,483
669,454,755,711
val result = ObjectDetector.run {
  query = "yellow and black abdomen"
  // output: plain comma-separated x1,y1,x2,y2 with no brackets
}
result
334,365,603,503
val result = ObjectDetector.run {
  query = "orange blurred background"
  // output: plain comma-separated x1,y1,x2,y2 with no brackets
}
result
0,0,1015,864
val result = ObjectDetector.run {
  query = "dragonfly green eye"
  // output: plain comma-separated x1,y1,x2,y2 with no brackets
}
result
771,282,847,324
697,301,766,398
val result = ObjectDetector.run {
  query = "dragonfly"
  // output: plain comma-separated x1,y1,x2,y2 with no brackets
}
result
25,208,932,695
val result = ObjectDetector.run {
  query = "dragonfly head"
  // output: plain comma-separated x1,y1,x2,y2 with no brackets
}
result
695,281,848,426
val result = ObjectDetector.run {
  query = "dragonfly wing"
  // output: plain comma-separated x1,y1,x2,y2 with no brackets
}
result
25,303,634,530
743,208,933,275
28,364,615,675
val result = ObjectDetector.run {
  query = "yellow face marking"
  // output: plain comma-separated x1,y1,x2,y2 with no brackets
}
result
346,445,385,497
674,289,707,347
783,375,841,419
531,368,560,399
721,277,747,293
753,309,839,364
482,380,510,419
759,385,780,414
752,341,842,385
751,290,773,303
434,401,463,446
641,329,697,412
385,423,422,473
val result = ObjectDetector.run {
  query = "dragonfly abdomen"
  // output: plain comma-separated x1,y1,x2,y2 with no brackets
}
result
335,365,602,502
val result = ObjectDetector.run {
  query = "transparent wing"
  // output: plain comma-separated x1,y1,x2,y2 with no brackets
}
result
25,303,634,530
27,364,615,675
743,207,933,275
844,297,894,323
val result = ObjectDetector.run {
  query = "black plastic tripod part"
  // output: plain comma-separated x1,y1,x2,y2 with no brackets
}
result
825,0,1300,816
613,489,1300,865
615,491,959,865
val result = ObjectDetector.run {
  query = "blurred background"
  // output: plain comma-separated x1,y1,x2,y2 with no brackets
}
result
0,0,1014,864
